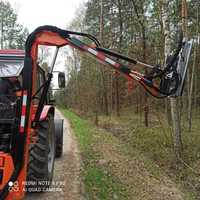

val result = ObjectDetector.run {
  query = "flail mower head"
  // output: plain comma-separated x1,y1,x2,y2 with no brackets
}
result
158,38,193,97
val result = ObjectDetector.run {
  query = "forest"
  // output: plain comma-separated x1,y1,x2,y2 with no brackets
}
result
56,1,199,154
0,1,28,49
55,0,200,198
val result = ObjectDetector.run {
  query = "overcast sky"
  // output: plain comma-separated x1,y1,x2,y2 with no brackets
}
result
7,0,87,32
4,0,87,77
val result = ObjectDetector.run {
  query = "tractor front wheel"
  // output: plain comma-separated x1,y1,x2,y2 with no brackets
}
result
55,119,64,158
27,114,56,192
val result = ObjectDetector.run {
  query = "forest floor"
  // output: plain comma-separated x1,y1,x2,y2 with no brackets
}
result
95,110,200,200
60,108,199,200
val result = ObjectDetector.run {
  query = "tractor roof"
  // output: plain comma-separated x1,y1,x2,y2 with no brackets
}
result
0,49,25,61
0,49,25,78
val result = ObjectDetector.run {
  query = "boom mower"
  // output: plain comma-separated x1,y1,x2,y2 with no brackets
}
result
0,25,193,199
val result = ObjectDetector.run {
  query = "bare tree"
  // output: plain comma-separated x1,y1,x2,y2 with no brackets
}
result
188,1,199,131
162,0,183,160
131,0,149,127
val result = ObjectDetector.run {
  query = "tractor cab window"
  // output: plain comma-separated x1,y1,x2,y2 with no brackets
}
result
0,76,22,118
34,66,46,102
0,60,24,78
0,57,23,105
0,77,22,152
0,61,23,121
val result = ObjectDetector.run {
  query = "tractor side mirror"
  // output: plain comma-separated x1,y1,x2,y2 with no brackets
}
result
49,98,56,104
58,72,65,88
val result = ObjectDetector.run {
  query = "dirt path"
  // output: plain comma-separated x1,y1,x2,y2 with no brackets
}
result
25,109,83,200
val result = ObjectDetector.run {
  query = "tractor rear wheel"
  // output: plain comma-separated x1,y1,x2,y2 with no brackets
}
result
27,114,56,192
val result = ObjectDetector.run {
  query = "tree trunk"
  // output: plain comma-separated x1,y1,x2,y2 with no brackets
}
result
162,0,183,160
0,16,3,49
165,99,172,125
188,44,196,131
188,4,198,131
170,98,183,158
131,0,149,127
99,0,109,116
114,0,123,117
142,28,149,127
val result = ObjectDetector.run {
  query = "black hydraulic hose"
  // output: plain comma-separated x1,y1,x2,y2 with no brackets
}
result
147,31,183,79
66,30,101,47
142,85,167,99
96,47,137,65
32,80,48,99
25,25,101,56
164,32,183,71
33,73,53,128
141,70,180,97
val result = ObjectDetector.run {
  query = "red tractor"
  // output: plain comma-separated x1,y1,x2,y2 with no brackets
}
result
0,26,192,199
0,48,64,199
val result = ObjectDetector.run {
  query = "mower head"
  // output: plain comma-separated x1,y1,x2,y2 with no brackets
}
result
173,39,193,96
153,38,193,98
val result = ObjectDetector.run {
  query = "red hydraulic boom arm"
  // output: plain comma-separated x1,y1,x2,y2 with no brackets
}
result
26,26,193,99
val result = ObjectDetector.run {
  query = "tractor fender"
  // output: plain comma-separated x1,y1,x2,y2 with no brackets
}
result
39,105,55,121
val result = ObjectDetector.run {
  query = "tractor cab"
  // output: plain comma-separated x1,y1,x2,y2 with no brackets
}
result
0,50,24,153
0,46,65,199
0,50,26,199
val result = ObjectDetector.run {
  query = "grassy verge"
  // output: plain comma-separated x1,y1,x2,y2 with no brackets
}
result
60,108,197,199
59,108,127,200
97,112,200,199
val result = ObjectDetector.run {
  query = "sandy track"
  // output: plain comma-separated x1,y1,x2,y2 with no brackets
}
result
25,109,83,200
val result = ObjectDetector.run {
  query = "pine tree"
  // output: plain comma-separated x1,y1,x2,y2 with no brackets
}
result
0,0,28,49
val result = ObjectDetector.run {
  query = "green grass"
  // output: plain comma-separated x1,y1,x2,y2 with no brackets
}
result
97,112,200,200
84,167,125,200
59,108,127,200
60,107,198,199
